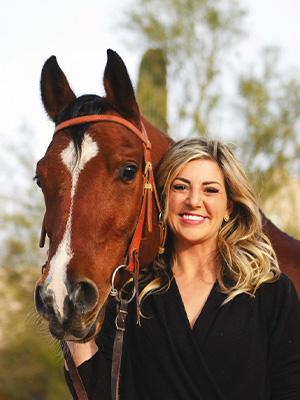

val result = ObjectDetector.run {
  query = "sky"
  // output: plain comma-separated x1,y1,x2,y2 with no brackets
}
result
0,0,300,170
241,0,300,65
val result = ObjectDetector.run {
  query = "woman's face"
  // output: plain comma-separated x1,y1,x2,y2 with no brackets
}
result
167,159,230,250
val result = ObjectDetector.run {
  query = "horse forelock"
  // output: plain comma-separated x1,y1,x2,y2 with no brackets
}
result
56,95,111,156
56,94,139,157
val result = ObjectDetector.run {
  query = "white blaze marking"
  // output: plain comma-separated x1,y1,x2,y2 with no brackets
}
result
46,133,98,317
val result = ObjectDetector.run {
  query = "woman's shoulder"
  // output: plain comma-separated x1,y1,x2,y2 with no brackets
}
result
259,272,298,298
257,272,299,307
257,273,299,329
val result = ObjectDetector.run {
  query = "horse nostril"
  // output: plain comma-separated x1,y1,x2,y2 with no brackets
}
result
72,280,99,314
35,284,45,314
35,284,57,316
35,284,55,314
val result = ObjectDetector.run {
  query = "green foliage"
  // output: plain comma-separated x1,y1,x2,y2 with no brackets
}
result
237,48,300,203
0,126,69,399
137,49,168,132
0,125,45,267
125,0,246,137
0,266,69,400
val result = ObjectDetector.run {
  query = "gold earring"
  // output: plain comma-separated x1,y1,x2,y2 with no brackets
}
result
224,215,229,222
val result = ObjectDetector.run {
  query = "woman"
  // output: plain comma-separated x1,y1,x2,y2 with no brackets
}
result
65,137,300,399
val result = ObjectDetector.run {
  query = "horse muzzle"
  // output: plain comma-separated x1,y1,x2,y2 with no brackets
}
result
35,279,105,341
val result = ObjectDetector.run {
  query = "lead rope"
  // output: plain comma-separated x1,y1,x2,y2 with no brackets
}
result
111,298,128,400
110,265,136,400
61,341,89,400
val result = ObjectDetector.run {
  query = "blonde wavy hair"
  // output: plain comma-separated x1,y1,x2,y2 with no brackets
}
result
139,137,280,304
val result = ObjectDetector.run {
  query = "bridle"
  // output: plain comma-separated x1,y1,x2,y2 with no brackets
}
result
39,114,167,400
40,114,166,269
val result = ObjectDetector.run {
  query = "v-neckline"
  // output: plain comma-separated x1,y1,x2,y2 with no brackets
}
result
172,275,217,331
167,266,227,347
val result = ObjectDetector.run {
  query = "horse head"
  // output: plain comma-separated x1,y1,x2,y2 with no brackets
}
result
35,50,171,341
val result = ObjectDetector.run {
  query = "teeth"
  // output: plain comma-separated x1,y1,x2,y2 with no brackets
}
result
182,214,204,221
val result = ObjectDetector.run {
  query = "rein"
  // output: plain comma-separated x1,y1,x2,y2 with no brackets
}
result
41,114,167,400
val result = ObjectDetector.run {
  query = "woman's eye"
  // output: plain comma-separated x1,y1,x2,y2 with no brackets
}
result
119,164,138,182
205,187,219,193
33,175,42,188
173,183,188,191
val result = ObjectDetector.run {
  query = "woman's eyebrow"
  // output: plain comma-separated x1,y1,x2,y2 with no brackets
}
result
174,177,221,186
203,181,221,186
174,177,190,184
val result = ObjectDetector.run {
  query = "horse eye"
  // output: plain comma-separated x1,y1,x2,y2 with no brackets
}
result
119,164,138,182
33,175,42,188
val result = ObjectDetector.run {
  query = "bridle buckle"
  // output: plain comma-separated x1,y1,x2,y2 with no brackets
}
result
110,264,136,303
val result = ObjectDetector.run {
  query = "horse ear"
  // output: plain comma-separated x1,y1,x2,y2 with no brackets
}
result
40,56,76,122
104,49,140,119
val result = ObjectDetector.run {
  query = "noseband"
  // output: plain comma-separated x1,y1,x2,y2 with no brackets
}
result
40,113,167,400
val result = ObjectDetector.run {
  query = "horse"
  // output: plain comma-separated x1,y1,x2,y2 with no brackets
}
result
34,49,171,342
35,49,300,344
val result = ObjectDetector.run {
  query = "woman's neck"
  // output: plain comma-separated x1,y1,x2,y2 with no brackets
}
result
172,240,218,282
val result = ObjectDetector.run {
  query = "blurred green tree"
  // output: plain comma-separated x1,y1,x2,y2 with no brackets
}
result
0,265,68,400
0,125,69,399
125,0,245,137
237,48,300,202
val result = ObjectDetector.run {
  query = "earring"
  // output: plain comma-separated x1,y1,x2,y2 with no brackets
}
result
224,215,229,222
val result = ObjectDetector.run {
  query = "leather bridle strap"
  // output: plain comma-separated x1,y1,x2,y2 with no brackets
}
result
54,114,151,148
61,341,89,400
111,299,128,400
54,114,164,273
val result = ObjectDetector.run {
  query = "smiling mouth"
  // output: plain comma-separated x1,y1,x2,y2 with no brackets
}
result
180,213,207,221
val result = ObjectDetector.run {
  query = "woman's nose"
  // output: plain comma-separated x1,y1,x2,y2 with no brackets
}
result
186,189,203,208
